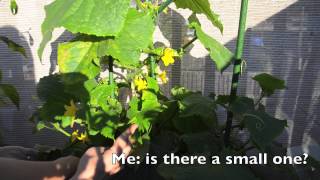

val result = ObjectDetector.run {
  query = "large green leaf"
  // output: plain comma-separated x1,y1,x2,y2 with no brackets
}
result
179,93,216,121
141,90,161,112
188,13,200,25
105,9,155,68
89,84,115,107
146,77,160,93
0,36,26,57
253,73,286,96
58,41,100,79
230,97,255,115
88,107,121,139
127,90,162,133
37,73,89,104
174,0,223,33
181,132,222,154
191,23,233,71
230,97,287,150
89,84,122,116
173,93,217,133
101,126,115,140
0,84,19,108
243,111,287,151
37,73,88,121
38,0,131,59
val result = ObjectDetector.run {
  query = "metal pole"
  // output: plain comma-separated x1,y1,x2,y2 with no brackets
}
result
224,0,249,146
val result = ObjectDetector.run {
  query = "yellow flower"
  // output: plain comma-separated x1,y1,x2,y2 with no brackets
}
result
77,133,88,142
64,100,77,117
141,2,148,9
134,76,148,92
159,71,168,84
71,130,88,143
71,130,79,142
161,48,175,66
163,7,169,14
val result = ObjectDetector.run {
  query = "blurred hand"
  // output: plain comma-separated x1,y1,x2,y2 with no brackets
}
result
71,124,138,180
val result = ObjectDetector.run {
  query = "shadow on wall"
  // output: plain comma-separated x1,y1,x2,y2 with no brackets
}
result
0,26,66,147
163,0,320,151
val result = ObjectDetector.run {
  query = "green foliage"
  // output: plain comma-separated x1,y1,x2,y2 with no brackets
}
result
173,93,217,133
174,0,223,33
243,111,287,151
10,0,18,15
38,0,131,60
230,97,287,150
253,73,286,96
34,0,291,179
58,41,100,79
180,132,221,154
190,23,234,71
104,9,155,68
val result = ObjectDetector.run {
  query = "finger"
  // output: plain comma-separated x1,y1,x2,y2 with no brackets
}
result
113,131,131,149
109,165,122,175
128,124,138,135
121,144,132,158
98,146,106,154
120,124,138,139
85,147,104,156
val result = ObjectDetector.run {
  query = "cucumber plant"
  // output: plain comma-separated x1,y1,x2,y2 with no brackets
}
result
34,0,292,179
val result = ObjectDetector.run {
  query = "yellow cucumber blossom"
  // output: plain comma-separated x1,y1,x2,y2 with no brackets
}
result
162,7,169,14
71,130,88,143
161,48,176,66
141,2,159,11
71,130,79,142
64,100,77,117
134,76,148,92
159,71,168,84
77,133,88,142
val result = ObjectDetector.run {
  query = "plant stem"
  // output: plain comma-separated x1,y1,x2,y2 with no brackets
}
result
146,0,173,79
158,0,173,14
182,37,197,50
150,56,156,78
50,123,71,137
224,0,249,147
254,92,265,107
135,0,144,9
109,58,115,98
